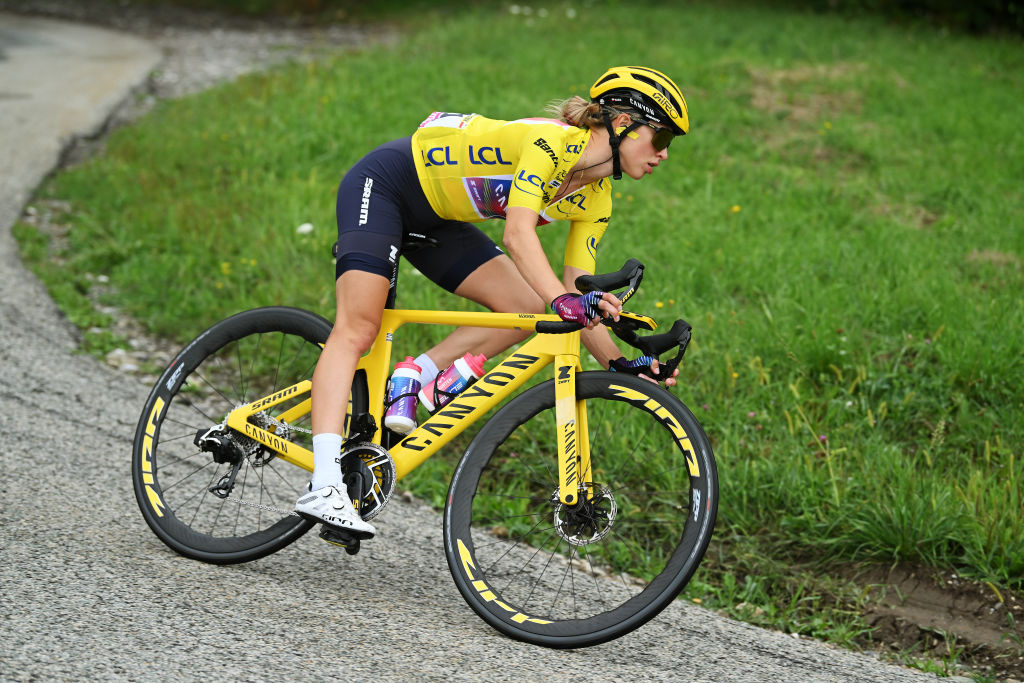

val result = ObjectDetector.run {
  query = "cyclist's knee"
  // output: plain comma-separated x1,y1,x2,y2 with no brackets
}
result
329,315,380,355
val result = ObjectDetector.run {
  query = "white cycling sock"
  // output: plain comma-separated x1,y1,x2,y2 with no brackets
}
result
311,432,344,490
415,353,439,387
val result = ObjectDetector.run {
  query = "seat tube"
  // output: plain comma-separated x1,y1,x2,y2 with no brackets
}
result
555,354,582,505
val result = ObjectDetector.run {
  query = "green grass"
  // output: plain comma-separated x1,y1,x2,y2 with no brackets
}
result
15,0,1024,667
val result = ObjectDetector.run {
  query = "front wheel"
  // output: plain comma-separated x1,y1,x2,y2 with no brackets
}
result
443,372,717,648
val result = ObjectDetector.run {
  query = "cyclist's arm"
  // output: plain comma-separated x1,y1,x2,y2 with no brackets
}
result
503,206,568,304
504,207,621,327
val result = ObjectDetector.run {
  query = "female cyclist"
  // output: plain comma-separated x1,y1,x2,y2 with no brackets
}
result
294,66,690,539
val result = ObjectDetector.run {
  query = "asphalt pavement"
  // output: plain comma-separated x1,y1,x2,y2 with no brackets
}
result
0,12,942,681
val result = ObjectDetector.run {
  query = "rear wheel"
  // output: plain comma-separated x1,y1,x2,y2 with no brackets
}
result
132,307,362,564
444,372,717,648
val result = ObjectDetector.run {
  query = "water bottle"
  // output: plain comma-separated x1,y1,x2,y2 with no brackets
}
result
418,353,486,413
384,357,422,434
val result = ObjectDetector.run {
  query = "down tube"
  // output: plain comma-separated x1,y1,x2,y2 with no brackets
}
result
389,351,551,479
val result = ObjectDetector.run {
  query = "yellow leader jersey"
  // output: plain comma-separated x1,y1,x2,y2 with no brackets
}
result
410,112,613,272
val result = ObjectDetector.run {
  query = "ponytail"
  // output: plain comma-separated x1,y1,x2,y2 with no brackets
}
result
545,95,604,129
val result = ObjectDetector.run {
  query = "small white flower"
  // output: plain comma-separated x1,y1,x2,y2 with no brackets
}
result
296,222,314,235
566,7,577,18
538,7,548,17
509,4,521,14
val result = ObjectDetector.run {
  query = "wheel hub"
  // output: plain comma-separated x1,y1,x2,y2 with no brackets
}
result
552,484,617,546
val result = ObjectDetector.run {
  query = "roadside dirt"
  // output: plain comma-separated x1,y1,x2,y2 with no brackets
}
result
842,563,1023,680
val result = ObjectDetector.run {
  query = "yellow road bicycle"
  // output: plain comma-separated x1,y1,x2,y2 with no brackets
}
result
132,256,717,648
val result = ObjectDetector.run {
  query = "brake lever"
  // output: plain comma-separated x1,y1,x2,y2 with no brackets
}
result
651,320,693,382
621,319,693,383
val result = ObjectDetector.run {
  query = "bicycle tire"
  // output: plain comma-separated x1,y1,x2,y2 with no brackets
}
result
132,306,360,564
443,372,717,648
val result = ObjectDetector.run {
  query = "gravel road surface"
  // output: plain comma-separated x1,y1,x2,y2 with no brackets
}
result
0,11,942,682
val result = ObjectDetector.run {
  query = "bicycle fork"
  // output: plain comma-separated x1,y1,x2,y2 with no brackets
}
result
554,355,593,506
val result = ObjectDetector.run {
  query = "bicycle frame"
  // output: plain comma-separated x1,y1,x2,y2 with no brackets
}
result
223,308,594,505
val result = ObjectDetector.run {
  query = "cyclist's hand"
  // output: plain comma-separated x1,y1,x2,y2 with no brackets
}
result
609,355,678,387
551,291,621,329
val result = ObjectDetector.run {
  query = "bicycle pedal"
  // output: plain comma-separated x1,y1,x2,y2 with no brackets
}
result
318,525,361,555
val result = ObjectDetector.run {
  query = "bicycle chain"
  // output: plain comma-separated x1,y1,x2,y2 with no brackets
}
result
262,413,312,435
221,495,298,516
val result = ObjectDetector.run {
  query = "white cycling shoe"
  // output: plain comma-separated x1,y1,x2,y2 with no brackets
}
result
295,485,375,539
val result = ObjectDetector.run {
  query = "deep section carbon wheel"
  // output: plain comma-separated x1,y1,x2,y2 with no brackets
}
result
132,307,361,564
443,372,717,648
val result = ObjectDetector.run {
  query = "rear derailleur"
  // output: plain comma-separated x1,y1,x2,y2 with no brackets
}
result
194,425,245,499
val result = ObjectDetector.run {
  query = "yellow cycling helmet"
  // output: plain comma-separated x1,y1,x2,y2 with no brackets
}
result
590,65,689,135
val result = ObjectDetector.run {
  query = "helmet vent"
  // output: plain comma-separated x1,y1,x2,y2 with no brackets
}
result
632,74,685,118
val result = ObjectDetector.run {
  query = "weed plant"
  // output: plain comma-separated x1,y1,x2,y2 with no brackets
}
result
15,0,1023,657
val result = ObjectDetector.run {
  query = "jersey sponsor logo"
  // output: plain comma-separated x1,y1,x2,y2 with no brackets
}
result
549,191,588,218
359,177,373,225
565,142,583,155
587,235,599,260
464,176,512,219
468,145,512,165
548,168,568,190
513,169,543,197
565,193,587,211
533,138,558,164
424,146,458,167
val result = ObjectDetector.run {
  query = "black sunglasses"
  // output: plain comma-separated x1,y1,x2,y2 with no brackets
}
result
643,122,675,151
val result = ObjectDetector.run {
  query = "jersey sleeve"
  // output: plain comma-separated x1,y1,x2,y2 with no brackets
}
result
506,131,561,215
562,180,612,272
564,216,610,273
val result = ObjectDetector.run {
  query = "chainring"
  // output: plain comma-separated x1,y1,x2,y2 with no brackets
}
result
339,442,396,521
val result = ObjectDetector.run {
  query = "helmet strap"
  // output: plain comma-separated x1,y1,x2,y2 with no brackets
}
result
602,109,643,181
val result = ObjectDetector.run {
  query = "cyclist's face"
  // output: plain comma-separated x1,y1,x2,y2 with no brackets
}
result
620,122,670,181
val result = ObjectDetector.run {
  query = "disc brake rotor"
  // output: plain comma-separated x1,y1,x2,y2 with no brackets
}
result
552,484,618,546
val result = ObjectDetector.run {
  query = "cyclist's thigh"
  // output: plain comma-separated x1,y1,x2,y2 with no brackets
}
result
334,141,410,282
404,220,504,294
453,253,544,313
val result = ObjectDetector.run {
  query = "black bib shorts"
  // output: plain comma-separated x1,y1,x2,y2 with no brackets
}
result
334,137,504,293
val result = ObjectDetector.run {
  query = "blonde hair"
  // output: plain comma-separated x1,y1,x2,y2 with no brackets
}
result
546,95,605,129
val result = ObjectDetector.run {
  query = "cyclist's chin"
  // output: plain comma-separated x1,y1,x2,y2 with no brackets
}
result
622,164,646,181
